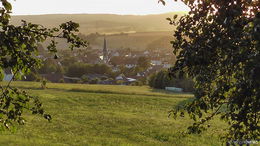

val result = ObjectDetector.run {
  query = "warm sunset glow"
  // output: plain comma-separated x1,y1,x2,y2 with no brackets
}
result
10,0,189,15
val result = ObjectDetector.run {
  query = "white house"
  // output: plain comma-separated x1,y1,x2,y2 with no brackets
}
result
151,60,162,66
125,64,136,69
112,52,120,57
144,51,149,55
126,78,136,82
116,74,126,80
163,64,171,68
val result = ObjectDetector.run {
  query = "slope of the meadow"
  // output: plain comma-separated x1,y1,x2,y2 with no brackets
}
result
0,82,225,146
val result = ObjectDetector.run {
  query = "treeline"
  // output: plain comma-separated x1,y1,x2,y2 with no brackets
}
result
66,63,112,77
148,70,194,92
23,59,116,81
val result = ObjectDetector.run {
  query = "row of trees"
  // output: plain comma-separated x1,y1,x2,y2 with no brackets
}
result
23,61,114,80
66,63,112,77
148,70,194,92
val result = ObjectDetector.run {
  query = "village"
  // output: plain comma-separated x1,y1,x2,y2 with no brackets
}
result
2,37,176,86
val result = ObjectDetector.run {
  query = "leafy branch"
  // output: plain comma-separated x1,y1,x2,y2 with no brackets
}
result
0,0,88,130
169,0,260,141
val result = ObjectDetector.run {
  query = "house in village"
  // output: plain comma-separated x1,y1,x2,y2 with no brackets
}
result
115,74,137,85
125,64,136,69
163,63,172,69
151,60,162,66
111,51,120,57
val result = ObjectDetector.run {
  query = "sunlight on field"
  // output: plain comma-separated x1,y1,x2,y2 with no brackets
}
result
0,82,225,146
9,81,194,98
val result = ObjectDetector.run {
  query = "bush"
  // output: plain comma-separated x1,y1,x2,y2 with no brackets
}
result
89,78,100,84
130,81,143,86
116,80,124,85
59,79,65,83
81,75,89,83
41,79,47,89
38,60,58,74
148,70,170,89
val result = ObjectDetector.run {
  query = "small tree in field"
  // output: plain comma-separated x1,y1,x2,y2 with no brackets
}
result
0,0,87,130
160,0,260,142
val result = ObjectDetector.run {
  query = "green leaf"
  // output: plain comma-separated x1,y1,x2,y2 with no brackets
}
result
0,69,4,81
2,1,12,11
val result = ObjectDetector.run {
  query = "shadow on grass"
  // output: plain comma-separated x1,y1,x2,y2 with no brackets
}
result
175,98,194,107
69,88,115,94
68,88,187,98
151,88,193,95
7,85,192,99
6,85,65,92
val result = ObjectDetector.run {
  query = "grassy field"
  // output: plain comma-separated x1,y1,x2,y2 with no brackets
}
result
0,82,227,146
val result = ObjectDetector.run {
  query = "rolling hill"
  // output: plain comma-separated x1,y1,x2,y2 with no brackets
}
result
10,12,186,50
11,12,186,34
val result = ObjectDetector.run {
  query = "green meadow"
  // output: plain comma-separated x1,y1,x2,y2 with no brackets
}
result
0,82,227,146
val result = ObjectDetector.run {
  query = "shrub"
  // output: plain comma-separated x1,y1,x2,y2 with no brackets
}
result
41,79,47,89
81,75,89,83
130,81,143,86
89,78,100,84
59,79,65,83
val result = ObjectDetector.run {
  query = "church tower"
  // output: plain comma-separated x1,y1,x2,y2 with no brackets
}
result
103,37,108,63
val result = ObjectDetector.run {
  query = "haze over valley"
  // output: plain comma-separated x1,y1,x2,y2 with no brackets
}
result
11,12,185,50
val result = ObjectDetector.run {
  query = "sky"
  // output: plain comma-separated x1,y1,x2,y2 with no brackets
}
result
10,0,189,15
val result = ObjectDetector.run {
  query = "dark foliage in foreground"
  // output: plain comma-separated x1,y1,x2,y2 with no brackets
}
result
0,0,87,130
165,0,259,141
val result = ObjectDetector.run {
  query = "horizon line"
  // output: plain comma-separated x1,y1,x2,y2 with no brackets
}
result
11,11,188,17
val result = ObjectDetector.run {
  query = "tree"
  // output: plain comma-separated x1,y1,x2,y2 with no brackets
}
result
23,72,40,81
61,56,78,67
66,63,88,77
0,0,87,130
91,64,112,75
148,70,194,92
38,59,58,74
110,56,123,66
137,56,150,70
157,70,169,89
164,0,259,142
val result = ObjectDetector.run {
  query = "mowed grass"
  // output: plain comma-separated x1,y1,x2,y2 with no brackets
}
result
0,82,226,146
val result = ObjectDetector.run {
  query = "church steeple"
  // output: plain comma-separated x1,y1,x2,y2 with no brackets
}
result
103,37,108,63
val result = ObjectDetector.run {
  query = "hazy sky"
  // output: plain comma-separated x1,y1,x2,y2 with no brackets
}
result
10,0,189,15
